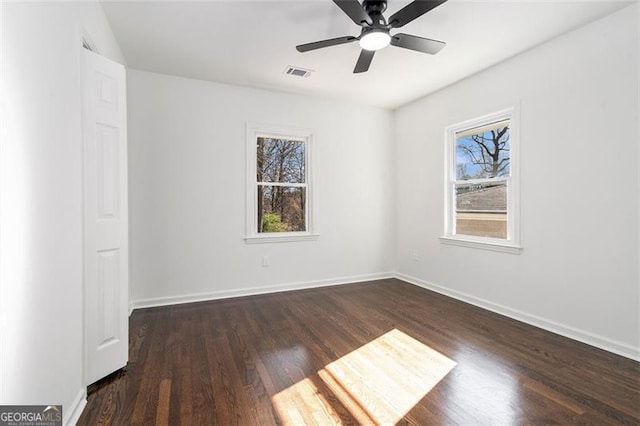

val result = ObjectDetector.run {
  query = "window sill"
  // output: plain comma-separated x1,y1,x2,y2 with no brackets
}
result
245,233,320,244
439,236,522,254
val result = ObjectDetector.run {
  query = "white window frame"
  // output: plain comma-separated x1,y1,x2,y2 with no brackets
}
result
440,107,522,254
245,122,318,244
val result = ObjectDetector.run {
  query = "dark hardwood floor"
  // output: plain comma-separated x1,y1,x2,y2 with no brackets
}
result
78,279,640,425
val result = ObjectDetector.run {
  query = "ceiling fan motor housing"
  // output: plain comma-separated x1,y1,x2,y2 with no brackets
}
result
363,0,388,28
363,0,387,14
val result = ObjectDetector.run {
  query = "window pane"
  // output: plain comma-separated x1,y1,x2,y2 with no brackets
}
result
455,181,507,239
257,137,305,183
456,121,510,180
257,185,306,233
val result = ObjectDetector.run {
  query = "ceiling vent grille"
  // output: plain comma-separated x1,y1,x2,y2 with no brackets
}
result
284,66,313,78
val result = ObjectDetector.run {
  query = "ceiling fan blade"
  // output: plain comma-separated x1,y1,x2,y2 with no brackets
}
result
333,0,373,26
296,36,357,52
354,49,375,73
388,0,448,29
390,33,446,54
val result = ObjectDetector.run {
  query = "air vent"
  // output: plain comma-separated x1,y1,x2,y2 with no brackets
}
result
81,29,99,53
284,66,313,78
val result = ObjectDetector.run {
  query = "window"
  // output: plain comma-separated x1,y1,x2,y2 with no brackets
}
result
245,123,317,243
442,108,521,253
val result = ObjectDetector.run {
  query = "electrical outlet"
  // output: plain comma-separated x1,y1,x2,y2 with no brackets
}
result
409,249,419,261
262,255,270,267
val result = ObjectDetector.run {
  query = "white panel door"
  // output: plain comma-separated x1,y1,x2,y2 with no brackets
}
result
82,49,129,384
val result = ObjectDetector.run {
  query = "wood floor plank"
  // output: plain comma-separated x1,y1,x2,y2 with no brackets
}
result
78,279,640,425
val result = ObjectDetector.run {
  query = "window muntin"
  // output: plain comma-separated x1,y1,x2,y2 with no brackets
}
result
443,108,520,252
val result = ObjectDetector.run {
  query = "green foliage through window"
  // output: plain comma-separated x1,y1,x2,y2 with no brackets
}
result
262,212,289,232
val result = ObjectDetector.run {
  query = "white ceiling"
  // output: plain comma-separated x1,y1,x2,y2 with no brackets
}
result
100,0,632,109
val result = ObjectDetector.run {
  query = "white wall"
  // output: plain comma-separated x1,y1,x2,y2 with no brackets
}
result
127,70,395,306
395,5,639,359
0,1,124,422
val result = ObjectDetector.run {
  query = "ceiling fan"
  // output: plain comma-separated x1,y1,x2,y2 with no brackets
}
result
296,0,448,73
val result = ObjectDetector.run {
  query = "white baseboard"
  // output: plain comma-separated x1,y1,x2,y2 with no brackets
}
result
131,272,394,311
396,272,640,362
64,388,87,426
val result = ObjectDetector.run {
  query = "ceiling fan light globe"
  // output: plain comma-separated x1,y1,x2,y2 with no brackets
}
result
359,31,391,51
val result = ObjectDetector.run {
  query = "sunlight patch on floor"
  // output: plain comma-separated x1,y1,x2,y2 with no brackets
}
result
272,329,457,425
272,377,343,425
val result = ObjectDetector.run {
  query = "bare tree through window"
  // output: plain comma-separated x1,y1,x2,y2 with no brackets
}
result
456,122,510,180
256,137,306,233
454,121,510,239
